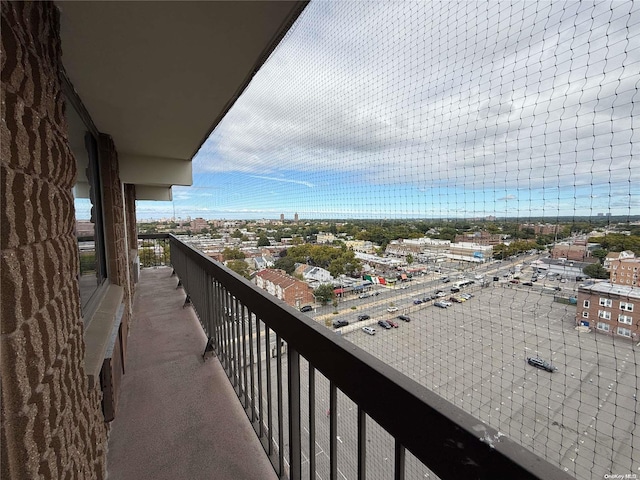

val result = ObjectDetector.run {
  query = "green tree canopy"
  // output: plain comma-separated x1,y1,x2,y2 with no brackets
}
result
583,263,609,279
227,259,250,279
222,247,245,260
588,234,640,256
314,283,335,305
257,235,271,247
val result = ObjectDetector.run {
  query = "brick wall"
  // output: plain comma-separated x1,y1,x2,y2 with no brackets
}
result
1,2,107,478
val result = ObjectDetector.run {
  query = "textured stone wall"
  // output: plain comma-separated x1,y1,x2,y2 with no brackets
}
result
99,134,131,345
1,2,107,479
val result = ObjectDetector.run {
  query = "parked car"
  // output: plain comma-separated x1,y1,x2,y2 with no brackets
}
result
460,293,472,300
377,320,392,329
358,292,372,299
300,305,313,312
332,319,349,328
434,301,448,308
509,279,519,284
449,296,463,303
522,281,533,286
397,315,411,322
357,314,371,321
413,299,423,305
386,306,399,312
442,277,450,283
387,320,399,328
450,287,460,293
422,296,433,302
362,326,376,335
526,357,557,372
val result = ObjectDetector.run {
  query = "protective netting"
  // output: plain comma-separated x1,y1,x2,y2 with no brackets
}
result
164,1,639,478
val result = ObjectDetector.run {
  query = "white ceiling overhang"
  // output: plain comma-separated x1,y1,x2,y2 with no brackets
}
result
57,1,307,200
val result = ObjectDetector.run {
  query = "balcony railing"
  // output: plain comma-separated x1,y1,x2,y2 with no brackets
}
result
139,234,573,480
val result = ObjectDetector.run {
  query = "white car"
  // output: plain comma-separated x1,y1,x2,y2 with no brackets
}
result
387,306,399,312
362,326,376,335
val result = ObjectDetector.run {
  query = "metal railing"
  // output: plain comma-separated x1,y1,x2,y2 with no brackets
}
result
162,233,572,480
137,233,171,268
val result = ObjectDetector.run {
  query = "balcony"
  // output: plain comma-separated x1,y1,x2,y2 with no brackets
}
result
108,235,573,480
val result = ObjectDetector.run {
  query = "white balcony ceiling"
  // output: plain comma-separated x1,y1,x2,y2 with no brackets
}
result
58,1,307,200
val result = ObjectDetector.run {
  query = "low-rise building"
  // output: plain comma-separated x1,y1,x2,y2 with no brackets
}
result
255,269,315,308
610,257,640,287
604,250,636,270
576,283,639,340
551,243,591,262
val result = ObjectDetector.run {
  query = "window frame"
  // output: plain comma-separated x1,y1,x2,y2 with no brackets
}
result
597,322,610,332
616,326,631,337
620,302,634,312
598,310,611,320
63,73,109,323
599,297,612,307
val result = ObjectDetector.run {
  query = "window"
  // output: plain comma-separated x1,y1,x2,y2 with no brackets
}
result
618,315,632,325
620,302,634,312
617,327,632,338
598,310,611,320
583,300,590,308
599,298,612,307
582,311,589,318
597,322,610,332
65,85,107,322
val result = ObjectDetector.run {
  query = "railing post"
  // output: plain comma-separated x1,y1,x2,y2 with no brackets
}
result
357,406,366,480
287,347,302,479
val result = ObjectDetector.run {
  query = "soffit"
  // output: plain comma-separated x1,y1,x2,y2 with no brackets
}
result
57,1,307,167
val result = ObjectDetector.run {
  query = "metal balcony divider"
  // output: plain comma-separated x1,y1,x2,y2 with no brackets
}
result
139,234,574,480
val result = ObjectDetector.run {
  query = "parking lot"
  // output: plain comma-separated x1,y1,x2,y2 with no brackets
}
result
342,282,640,480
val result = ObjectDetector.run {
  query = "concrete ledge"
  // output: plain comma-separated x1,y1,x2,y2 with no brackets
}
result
84,284,124,387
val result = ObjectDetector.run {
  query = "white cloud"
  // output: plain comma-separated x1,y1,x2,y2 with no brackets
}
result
188,0,638,216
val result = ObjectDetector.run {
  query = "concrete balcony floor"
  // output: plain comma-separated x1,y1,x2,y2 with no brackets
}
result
107,267,277,480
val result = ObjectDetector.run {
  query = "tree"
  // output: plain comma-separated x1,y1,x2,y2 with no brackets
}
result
222,247,245,260
227,259,250,279
591,248,609,262
257,235,270,247
314,284,335,305
273,256,296,274
583,263,609,279
406,254,414,265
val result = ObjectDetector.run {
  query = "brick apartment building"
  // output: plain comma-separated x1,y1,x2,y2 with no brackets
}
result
519,223,560,235
551,244,591,262
454,231,503,245
576,255,640,340
610,257,640,287
255,269,315,308
575,283,639,340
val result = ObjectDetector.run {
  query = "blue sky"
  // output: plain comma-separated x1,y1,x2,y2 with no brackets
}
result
132,0,639,221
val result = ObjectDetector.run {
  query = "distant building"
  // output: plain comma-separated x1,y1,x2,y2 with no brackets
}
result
280,213,285,221
610,257,639,287
316,232,336,244
576,283,639,341
294,212,299,222
294,264,333,283
550,244,591,262
255,269,315,308
447,243,493,262
519,223,559,235
454,231,503,246
604,250,635,270
189,217,208,233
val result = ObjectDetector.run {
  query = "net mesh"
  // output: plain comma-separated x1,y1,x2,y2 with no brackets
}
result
156,1,640,478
